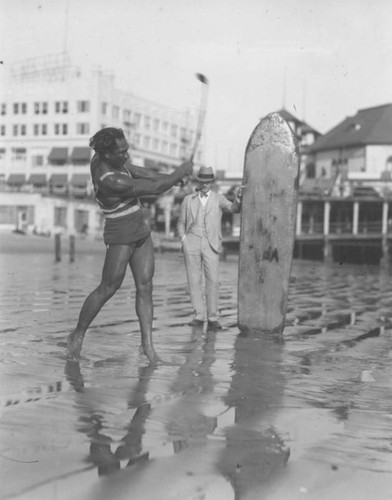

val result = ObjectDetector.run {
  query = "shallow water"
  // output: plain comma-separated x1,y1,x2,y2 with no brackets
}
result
0,251,391,499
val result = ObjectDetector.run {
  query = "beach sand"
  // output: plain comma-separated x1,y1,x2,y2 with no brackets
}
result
0,233,391,499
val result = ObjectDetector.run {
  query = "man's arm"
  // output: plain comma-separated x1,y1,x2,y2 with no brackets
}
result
219,188,242,213
126,162,173,180
97,161,193,198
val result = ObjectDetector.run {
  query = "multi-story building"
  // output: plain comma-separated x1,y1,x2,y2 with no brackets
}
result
0,52,202,197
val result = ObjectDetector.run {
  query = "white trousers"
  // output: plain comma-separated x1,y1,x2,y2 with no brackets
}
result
183,233,220,322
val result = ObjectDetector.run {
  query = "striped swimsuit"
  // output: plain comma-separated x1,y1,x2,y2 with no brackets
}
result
94,170,150,246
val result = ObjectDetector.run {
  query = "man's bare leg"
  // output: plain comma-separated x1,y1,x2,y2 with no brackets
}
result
67,245,132,360
129,236,161,364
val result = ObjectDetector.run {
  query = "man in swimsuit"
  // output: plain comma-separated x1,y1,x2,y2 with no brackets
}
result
66,127,193,364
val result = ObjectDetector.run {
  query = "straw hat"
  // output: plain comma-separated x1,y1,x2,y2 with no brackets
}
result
195,166,216,182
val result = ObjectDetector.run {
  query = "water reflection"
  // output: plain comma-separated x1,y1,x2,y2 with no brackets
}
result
217,334,290,499
166,324,218,453
65,361,155,477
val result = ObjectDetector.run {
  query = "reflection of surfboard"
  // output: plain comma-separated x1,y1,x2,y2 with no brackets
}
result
238,113,300,334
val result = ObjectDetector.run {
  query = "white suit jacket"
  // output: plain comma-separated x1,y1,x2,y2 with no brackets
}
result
177,191,240,253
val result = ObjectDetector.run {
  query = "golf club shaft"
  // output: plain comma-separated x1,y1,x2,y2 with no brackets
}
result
190,74,209,161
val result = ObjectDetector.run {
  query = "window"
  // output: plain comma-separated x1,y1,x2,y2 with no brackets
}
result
42,124,47,135
77,100,90,112
55,101,68,114
12,147,26,161
32,155,44,167
102,102,108,115
0,125,5,136
152,139,159,151
12,124,27,136
54,123,68,135
163,121,169,132
123,109,131,122
21,103,27,114
162,141,168,154
134,113,141,126
1,103,6,115
76,123,90,135
112,106,120,119
34,102,48,114
54,207,67,227
133,133,141,147
0,206,17,224
153,119,160,132
170,143,177,156
143,136,151,149
13,103,19,114
144,116,151,130
170,124,178,138
34,124,39,136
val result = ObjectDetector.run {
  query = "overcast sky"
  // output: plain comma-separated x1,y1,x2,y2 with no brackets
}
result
1,0,391,174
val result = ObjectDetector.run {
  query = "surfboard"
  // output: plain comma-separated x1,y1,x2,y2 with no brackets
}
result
238,112,300,334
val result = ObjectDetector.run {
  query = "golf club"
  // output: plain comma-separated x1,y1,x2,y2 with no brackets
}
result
190,72,209,161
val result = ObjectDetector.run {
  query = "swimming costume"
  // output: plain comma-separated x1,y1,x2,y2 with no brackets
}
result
93,169,151,246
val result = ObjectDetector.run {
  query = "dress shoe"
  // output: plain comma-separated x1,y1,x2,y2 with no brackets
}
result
188,319,204,326
207,320,222,330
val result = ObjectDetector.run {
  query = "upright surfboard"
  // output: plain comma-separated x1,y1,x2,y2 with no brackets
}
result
238,112,300,334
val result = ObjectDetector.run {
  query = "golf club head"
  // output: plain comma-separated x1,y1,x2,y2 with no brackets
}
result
195,73,208,85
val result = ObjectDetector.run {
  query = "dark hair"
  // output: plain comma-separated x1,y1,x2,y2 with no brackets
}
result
89,127,126,156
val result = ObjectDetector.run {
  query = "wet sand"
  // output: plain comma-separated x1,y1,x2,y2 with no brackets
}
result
0,233,392,499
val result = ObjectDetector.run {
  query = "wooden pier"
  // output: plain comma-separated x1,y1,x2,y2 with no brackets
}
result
222,195,392,266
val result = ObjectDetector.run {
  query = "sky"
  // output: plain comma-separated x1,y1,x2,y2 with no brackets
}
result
1,0,392,174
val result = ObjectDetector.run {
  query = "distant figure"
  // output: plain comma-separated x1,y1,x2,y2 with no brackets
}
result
67,127,193,363
80,223,88,237
177,166,242,329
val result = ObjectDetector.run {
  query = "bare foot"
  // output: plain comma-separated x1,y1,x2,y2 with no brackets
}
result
66,331,84,361
139,344,162,365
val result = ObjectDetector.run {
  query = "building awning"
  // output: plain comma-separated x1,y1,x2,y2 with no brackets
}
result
7,174,26,185
48,147,68,163
49,174,68,185
71,147,91,163
70,174,90,186
28,174,47,185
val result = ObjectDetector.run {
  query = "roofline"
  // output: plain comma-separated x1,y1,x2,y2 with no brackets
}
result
310,140,392,153
357,103,392,113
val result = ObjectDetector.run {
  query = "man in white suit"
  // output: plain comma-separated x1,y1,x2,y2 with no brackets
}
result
177,166,242,329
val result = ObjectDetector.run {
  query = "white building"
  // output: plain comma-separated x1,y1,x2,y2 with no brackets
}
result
0,52,202,195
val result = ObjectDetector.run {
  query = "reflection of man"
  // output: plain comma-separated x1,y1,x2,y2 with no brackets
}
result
177,166,242,329
65,361,154,476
